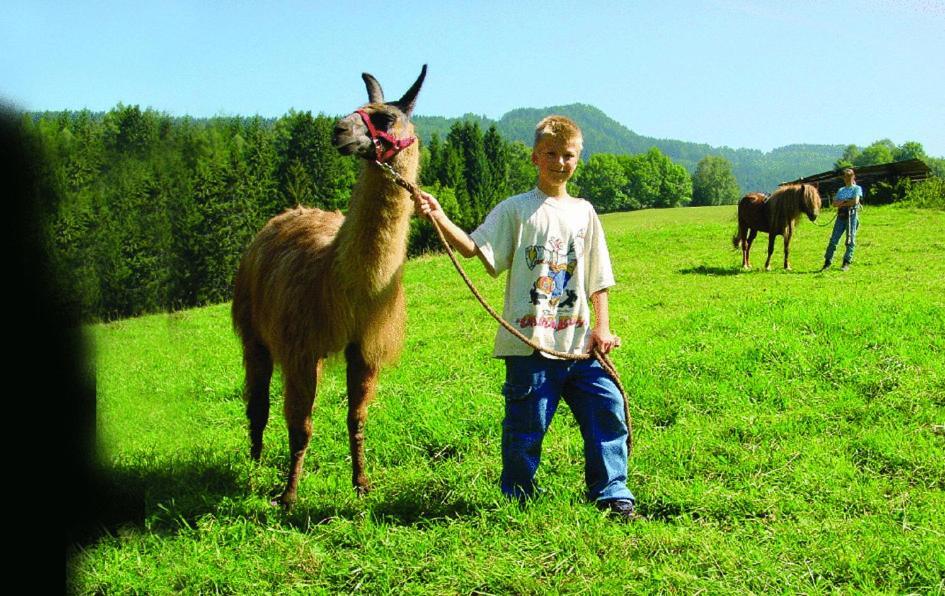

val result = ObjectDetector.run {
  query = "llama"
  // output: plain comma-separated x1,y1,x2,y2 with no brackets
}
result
732,184,821,270
232,66,427,506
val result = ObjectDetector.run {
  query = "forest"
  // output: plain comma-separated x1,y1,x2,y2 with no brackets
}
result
28,105,694,321
25,104,942,322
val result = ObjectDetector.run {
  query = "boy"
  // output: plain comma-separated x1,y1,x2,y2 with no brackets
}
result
414,116,635,518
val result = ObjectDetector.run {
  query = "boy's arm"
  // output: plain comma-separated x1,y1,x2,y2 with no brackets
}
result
588,289,620,355
413,191,479,258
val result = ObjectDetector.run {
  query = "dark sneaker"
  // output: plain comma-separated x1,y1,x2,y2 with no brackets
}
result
596,498,637,520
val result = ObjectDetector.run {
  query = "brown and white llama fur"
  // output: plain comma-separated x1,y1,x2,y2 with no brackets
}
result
232,66,426,506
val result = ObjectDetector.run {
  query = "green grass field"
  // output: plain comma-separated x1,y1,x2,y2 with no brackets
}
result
74,204,945,593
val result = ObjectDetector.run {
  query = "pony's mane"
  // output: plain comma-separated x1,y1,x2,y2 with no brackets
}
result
768,184,818,230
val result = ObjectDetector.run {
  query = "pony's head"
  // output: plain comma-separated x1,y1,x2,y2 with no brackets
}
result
800,183,821,222
332,65,427,164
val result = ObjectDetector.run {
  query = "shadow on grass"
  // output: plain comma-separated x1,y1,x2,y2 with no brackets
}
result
637,494,783,524
681,264,831,276
282,477,481,531
370,492,478,526
678,265,742,276
74,452,485,547
71,454,245,547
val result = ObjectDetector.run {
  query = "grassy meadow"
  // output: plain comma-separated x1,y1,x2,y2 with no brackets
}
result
74,204,945,593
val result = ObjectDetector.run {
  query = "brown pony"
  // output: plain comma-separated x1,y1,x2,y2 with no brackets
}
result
232,66,426,507
732,184,821,270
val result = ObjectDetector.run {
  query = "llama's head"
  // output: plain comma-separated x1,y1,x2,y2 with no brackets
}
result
332,65,427,163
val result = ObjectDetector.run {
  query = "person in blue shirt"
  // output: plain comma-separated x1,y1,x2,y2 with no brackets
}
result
822,168,862,271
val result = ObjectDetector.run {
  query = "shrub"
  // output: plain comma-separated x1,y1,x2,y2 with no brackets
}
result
900,177,945,210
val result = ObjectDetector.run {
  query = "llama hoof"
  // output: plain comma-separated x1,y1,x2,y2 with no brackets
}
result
250,446,262,462
765,265,772,271
354,481,374,496
272,491,297,509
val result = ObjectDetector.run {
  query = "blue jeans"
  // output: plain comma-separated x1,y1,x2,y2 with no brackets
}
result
824,209,859,265
500,352,634,504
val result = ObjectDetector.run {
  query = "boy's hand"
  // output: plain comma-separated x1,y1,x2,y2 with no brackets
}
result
588,328,621,355
413,191,442,221
411,191,479,258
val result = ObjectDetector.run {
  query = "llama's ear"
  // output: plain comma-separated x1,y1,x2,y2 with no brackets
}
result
396,64,427,118
362,73,384,104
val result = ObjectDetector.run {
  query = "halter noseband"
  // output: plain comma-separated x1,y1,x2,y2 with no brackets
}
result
354,109,416,163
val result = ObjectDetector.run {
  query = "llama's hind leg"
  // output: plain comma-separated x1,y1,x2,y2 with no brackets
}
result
277,358,322,508
243,339,273,461
345,343,379,495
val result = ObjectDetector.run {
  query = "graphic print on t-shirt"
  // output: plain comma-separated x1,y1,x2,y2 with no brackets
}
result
515,232,588,333
525,236,578,308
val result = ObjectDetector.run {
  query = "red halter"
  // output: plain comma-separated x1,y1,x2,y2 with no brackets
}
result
354,109,416,163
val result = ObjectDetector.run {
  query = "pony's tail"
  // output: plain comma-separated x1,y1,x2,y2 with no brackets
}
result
731,231,741,250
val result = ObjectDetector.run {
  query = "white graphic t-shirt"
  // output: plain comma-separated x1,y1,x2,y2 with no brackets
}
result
470,188,616,358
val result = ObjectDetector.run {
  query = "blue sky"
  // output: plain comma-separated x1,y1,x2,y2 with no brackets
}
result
3,0,943,155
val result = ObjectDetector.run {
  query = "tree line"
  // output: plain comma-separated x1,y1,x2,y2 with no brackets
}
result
32,105,728,321
417,104,846,194
39,106,942,323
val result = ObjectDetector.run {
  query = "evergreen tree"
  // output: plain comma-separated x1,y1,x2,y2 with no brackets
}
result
421,133,443,186
483,125,510,210
446,121,494,226
506,141,536,195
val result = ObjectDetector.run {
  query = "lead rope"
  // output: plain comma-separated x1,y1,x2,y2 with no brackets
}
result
375,160,633,457
810,210,839,228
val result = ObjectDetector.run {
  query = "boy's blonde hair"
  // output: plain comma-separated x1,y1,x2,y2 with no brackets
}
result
534,115,583,150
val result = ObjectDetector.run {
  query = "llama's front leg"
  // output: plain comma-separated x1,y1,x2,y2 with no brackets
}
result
345,343,379,495
277,359,321,508
765,234,776,270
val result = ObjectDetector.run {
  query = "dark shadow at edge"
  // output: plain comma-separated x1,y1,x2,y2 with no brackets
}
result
3,106,97,592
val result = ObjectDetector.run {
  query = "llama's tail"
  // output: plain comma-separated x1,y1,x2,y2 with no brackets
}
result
231,258,251,339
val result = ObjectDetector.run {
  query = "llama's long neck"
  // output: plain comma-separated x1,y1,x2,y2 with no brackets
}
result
333,152,418,296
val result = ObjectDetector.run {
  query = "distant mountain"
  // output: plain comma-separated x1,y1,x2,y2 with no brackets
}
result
415,104,844,193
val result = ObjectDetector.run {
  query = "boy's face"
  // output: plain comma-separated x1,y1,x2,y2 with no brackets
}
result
532,136,581,187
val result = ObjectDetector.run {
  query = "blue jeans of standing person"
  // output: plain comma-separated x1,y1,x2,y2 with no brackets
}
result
500,351,634,504
824,208,859,266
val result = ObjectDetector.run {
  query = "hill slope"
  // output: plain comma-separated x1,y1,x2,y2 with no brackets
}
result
416,103,843,192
